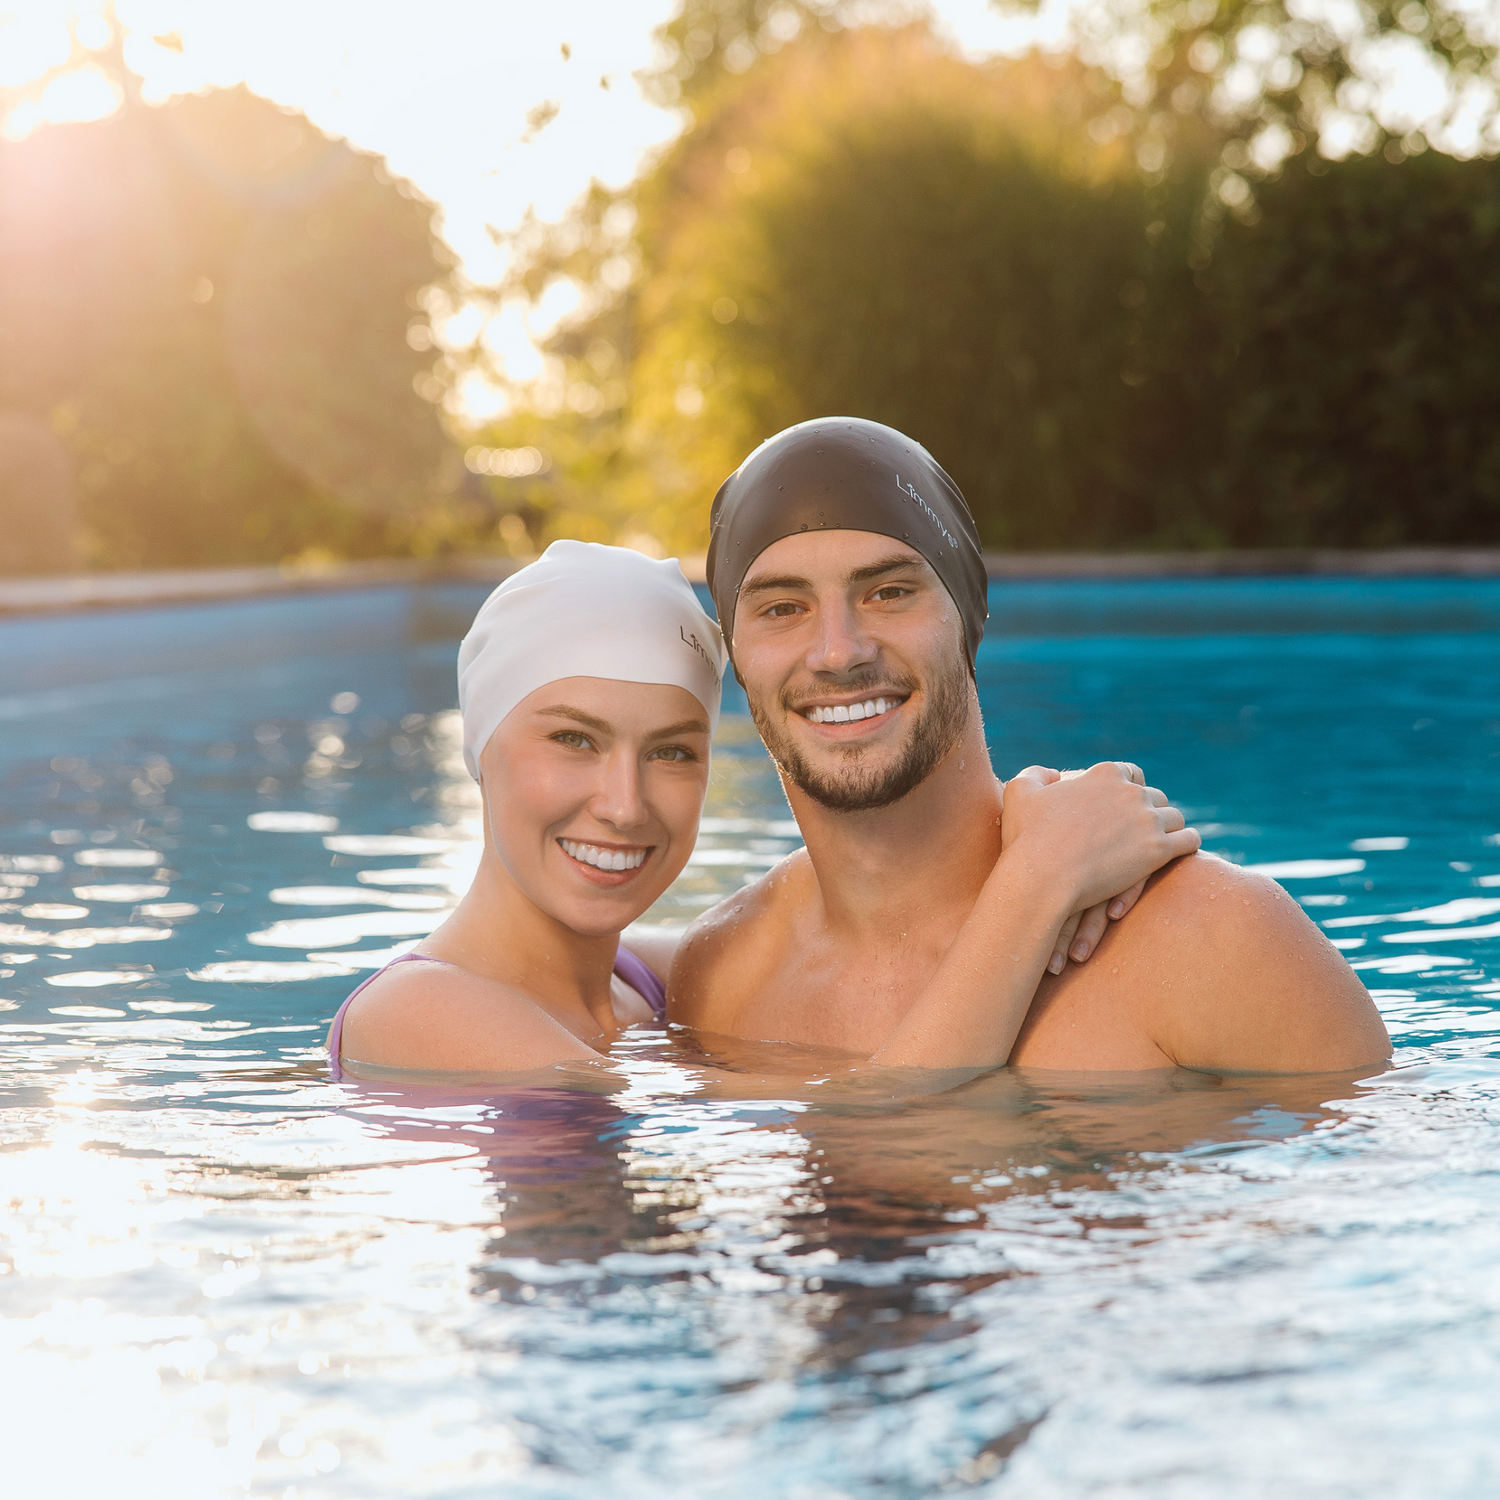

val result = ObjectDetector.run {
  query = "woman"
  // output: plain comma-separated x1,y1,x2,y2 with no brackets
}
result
329,541,1196,1079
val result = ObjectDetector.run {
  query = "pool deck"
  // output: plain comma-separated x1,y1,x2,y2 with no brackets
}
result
1,548,1498,616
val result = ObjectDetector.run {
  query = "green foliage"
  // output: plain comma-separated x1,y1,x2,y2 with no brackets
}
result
1205,150,1500,545
524,20,1500,552
1060,0,1500,168
0,86,462,574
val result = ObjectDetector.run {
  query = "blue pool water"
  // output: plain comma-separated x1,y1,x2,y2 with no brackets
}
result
2,576,1499,1498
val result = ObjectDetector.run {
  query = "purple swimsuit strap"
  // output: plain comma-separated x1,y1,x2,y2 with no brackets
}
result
326,944,667,1080
611,945,668,1022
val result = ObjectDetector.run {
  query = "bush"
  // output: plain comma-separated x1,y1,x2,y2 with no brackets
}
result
0,86,459,573
1205,151,1500,546
546,23,1500,552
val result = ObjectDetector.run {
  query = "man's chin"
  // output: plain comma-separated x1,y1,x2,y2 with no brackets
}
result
779,743,930,813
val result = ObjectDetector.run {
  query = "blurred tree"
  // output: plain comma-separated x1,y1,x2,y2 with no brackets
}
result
0,414,80,573
1206,149,1500,544
511,22,1223,550
0,80,463,573
1053,0,1500,177
506,10,1499,552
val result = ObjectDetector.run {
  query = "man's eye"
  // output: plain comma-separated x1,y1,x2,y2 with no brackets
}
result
552,731,595,750
764,601,802,618
648,745,697,763
871,584,911,602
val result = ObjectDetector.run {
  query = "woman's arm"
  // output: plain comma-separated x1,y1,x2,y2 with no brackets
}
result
868,763,1200,1070
1043,762,1152,974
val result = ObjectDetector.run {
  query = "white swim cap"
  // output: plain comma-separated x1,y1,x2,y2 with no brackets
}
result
457,539,727,780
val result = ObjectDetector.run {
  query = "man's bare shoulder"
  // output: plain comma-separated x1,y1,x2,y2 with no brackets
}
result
667,850,813,1029
1014,854,1389,1074
1112,852,1390,1071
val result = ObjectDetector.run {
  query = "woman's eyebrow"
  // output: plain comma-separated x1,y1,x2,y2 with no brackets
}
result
536,705,613,733
651,717,710,739
537,706,708,739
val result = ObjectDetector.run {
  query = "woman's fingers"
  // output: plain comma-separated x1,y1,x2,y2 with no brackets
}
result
1158,805,1187,834
1107,879,1146,920
1014,764,1062,787
1166,827,1202,857
1147,786,1168,807
1069,901,1110,963
1049,910,1081,975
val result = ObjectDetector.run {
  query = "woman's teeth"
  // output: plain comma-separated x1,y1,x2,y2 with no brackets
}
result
561,839,646,873
805,697,899,725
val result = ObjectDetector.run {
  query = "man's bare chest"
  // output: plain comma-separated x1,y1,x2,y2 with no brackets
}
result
716,930,948,1051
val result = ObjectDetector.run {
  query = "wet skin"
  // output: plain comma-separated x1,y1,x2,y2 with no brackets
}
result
669,530,1390,1075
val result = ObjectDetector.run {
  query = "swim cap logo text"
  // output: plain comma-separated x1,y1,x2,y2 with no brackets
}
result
680,626,721,686
895,474,959,549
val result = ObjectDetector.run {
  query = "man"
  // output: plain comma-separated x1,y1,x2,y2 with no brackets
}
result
668,418,1389,1073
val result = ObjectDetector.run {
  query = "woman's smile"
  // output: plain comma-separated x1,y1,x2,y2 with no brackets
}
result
558,837,653,883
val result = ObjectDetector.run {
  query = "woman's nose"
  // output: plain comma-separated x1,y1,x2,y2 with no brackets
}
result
592,749,648,830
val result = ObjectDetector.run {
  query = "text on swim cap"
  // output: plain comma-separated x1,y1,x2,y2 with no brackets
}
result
680,626,722,687
895,474,959,549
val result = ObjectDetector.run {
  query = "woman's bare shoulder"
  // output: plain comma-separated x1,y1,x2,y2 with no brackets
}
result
338,958,601,1072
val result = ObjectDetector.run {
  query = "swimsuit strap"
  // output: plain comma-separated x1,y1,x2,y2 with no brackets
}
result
326,944,667,1080
613,944,668,1022
326,951,454,1082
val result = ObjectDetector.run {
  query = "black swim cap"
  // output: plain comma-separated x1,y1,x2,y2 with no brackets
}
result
706,417,989,672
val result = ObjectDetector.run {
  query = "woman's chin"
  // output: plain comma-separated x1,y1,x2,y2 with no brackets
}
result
547,882,667,939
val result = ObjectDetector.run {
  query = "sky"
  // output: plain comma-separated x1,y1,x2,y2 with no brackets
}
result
0,0,1478,420
0,1,1069,418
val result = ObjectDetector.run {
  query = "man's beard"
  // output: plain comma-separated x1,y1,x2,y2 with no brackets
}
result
749,656,972,813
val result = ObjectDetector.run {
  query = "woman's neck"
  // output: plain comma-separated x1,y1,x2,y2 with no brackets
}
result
421,840,622,1030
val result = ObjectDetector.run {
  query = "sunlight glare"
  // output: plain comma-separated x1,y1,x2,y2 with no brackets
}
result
0,7,73,89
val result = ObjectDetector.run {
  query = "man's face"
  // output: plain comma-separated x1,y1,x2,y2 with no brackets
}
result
730,531,972,812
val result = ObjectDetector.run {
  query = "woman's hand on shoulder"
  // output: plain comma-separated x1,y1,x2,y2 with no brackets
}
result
1001,762,1200,957
339,958,604,1074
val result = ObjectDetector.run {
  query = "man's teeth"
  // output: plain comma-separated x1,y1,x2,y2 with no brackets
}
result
806,697,898,725
561,840,646,872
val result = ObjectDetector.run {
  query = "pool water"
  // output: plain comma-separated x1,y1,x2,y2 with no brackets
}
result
2,578,1498,1499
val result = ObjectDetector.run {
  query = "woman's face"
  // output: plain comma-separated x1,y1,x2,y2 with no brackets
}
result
479,676,712,938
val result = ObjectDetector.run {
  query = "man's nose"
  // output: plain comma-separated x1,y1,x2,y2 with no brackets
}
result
805,596,878,677
591,748,648,831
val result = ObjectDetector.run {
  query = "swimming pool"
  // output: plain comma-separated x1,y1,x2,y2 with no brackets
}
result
2,576,1498,1499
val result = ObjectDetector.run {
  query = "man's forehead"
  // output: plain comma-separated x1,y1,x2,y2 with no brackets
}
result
741,530,931,588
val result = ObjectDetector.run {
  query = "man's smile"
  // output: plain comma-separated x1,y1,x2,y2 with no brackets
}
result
796,694,908,729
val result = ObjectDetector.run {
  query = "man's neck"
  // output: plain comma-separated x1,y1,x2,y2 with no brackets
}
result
783,713,1003,941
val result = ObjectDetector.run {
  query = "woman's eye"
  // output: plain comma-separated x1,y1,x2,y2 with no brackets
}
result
648,745,698,763
552,731,595,751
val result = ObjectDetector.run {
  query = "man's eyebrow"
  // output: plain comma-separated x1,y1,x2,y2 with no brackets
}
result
740,571,812,598
848,555,929,585
740,554,926,598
